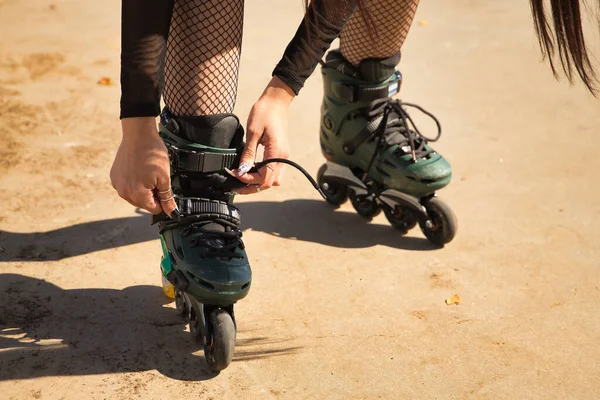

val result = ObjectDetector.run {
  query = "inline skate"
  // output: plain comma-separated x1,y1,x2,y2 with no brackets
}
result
155,110,251,372
317,50,457,245
155,110,325,372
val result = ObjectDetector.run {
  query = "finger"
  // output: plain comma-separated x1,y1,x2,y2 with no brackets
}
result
255,143,286,189
109,163,119,190
235,169,265,185
233,184,263,195
272,166,283,187
257,165,276,190
237,127,261,177
155,178,177,217
235,164,277,190
132,188,163,215
114,185,130,202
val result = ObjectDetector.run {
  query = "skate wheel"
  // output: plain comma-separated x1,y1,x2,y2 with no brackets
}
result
317,164,348,206
174,288,187,317
161,275,176,299
204,309,236,372
383,204,418,234
349,191,381,220
418,197,457,245
188,299,205,343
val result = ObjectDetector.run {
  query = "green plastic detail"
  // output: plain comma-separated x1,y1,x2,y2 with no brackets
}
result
159,234,172,278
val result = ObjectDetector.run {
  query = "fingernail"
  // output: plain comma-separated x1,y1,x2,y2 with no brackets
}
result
224,168,236,177
237,162,250,176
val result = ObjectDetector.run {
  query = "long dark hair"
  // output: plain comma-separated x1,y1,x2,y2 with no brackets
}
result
530,0,598,94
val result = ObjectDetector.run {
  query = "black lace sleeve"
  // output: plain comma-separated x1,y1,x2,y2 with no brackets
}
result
272,0,357,95
120,0,173,119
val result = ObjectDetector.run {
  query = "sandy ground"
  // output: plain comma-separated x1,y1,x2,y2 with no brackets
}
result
1,0,600,399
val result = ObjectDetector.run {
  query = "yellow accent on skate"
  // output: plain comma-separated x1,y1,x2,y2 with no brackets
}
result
161,275,176,299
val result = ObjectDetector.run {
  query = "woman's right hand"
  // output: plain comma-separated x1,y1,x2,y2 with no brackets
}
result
110,117,177,217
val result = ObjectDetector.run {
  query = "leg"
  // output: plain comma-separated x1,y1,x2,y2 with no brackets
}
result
164,0,243,116
340,0,420,66
157,0,250,372
317,0,457,245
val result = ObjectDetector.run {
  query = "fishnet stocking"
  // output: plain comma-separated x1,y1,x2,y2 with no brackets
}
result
163,0,244,116
340,0,420,65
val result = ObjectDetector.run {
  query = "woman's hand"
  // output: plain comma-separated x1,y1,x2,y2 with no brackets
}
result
110,117,177,216
234,76,296,194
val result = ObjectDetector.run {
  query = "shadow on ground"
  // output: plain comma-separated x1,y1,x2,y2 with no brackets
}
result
0,200,437,263
0,208,157,262
239,199,436,250
0,273,299,381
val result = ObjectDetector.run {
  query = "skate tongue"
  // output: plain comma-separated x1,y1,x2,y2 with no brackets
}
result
382,114,408,145
358,51,401,83
380,113,424,157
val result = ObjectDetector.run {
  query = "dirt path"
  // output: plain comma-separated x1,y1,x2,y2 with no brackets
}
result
1,0,599,399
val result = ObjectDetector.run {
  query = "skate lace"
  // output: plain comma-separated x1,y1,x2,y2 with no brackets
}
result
248,158,327,200
365,98,442,175
183,219,245,259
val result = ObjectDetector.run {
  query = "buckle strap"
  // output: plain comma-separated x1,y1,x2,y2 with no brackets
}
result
153,198,241,227
177,197,241,222
332,73,401,103
160,110,238,173
165,142,237,173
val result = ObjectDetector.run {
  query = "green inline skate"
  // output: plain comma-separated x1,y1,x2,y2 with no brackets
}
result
155,110,252,372
316,50,457,245
155,110,326,372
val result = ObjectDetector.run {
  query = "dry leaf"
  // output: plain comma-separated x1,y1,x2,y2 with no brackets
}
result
445,294,461,305
418,20,429,27
97,77,114,86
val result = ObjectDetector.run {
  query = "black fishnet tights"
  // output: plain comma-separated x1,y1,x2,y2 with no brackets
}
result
160,0,419,117
163,0,244,116
341,0,420,65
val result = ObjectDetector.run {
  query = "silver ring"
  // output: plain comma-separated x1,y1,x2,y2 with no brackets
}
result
255,185,261,193
157,188,172,194
159,195,174,202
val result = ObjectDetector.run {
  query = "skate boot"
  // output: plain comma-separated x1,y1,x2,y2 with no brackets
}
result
155,110,252,372
317,50,457,245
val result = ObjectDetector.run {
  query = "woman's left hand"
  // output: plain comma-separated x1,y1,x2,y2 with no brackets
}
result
233,76,295,194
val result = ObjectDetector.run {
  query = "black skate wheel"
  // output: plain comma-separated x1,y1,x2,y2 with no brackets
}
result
383,204,418,234
204,309,236,372
317,164,348,207
174,289,187,317
349,191,381,220
418,197,457,245
189,300,204,343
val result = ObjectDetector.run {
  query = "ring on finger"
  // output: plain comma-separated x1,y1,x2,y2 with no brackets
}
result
266,164,276,171
255,185,261,193
159,195,174,202
157,188,172,194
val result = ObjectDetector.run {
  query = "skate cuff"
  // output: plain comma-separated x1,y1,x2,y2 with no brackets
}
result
160,111,239,173
332,78,400,103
